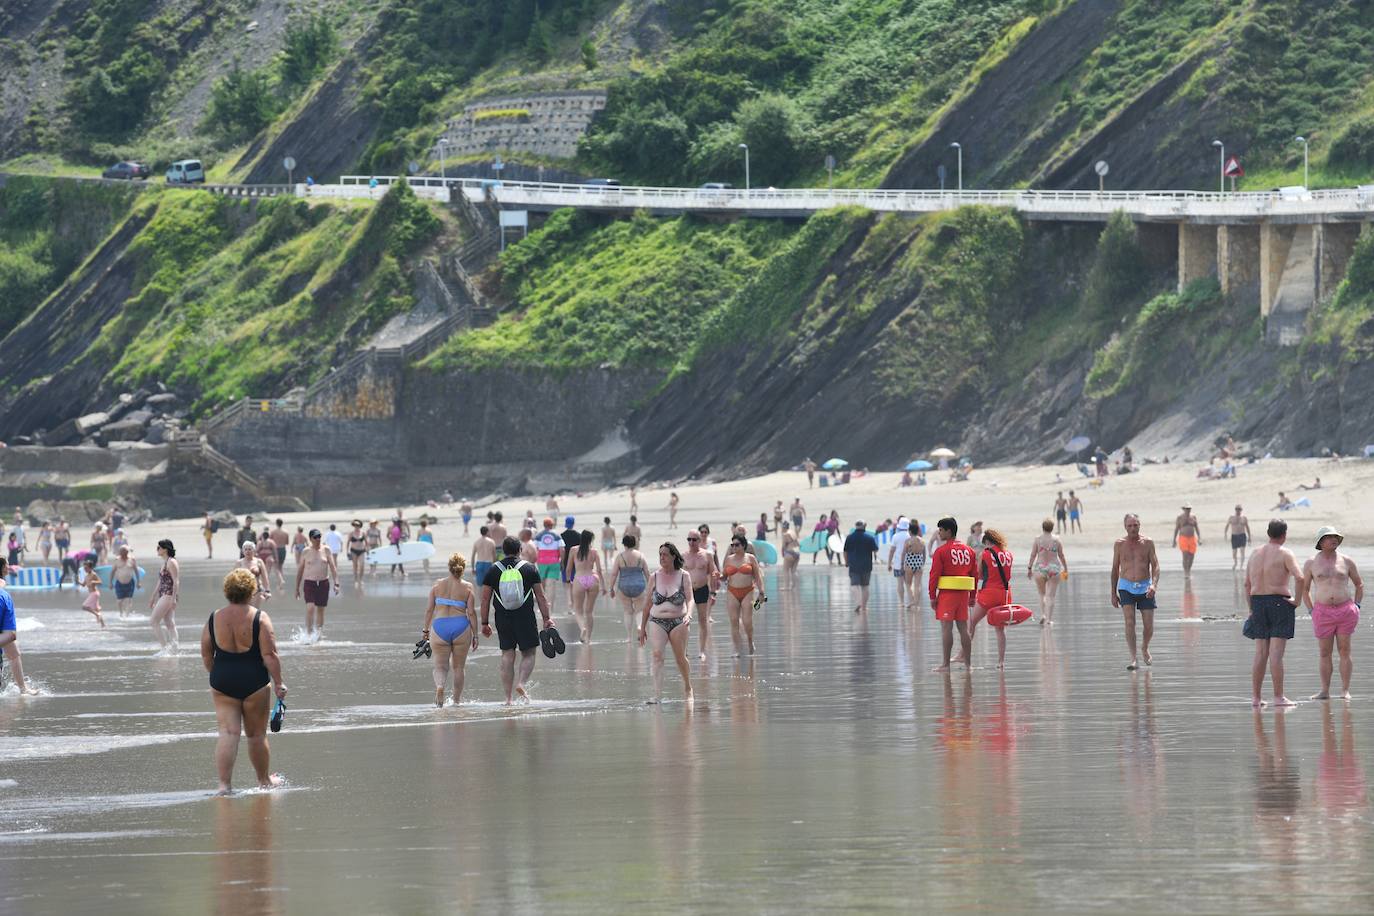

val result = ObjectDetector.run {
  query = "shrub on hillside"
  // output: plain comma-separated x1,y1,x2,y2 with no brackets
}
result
1328,115,1374,170
206,63,279,143
280,17,338,88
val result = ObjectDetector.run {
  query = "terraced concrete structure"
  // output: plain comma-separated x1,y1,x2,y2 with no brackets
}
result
441,91,607,160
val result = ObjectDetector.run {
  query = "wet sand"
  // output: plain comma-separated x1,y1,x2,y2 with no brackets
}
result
2,564,1372,914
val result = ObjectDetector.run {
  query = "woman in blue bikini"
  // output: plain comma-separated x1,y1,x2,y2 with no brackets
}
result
421,553,478,707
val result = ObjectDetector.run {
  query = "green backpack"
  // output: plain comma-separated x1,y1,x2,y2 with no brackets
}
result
496,559,532,609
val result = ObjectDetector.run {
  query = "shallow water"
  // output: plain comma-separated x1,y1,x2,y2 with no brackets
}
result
1,566,1372,914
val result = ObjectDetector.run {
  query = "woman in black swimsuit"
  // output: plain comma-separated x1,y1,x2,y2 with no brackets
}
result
636,542,693,705
200,568,287,795
347,520,368,585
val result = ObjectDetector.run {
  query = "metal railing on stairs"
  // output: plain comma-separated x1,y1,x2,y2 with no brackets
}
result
173,431,311,511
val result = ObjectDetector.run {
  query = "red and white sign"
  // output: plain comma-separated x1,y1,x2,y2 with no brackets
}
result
1224,155,1244,178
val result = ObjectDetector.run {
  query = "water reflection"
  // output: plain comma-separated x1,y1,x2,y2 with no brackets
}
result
1119,672,1164,837
213,792,279,916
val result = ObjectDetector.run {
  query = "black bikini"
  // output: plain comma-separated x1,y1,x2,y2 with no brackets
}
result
208,610,271,700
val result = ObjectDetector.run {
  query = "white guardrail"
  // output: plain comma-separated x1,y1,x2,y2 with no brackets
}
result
322,175,1374,220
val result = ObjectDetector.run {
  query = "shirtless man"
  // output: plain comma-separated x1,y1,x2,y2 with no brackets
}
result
518,528,538,564
1223,505,1252,570
789,498,806,534
269,519,289,588
1053,492,1068,534
488,512,508,547
1244,519,1303,708
460,500,474,535
684,530,719,659
471,525,497,587
1302,526,1363,701
1172,503,1201,576
110,545,140,617
293,529,339,642
629,486,638,515
1068,491,1084,533
804,457,817,488
1111,514,1161,671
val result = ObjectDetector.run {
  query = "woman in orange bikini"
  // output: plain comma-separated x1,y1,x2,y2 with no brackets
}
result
722,534,766,656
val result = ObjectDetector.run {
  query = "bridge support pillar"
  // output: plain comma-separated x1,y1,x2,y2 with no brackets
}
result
1318,223,1361,303
1178,222,1217,292
1217,224,1260,309
1259,223,1297,318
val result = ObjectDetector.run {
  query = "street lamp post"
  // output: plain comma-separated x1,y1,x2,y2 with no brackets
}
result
949,141,962,192
1211,139,1224,193
1295,135,1309,188
738,143,750,194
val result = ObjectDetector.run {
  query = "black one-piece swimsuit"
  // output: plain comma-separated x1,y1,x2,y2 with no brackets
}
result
209,610,270,700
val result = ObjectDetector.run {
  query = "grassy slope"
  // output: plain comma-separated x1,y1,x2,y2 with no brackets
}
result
0,183,446,414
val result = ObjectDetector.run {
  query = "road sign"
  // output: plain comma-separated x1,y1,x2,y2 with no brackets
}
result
282,156,296,172
1224,155,1243,177
1094,160,1109,176
825,155,835,171
407,160,420,175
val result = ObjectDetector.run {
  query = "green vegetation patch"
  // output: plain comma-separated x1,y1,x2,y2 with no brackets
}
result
473,108,532,122
0,175,139,338
424,207,799,371
90,184,441,413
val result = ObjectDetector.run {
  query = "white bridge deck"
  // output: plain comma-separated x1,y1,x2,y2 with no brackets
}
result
333,176,1374,224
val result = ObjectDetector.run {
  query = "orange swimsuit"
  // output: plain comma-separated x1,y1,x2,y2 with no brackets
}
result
723,556,756,601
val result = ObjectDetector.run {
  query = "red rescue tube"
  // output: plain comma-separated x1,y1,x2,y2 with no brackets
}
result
987,604,1032,627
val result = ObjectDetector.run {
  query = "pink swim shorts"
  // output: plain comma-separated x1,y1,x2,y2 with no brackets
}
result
1312,600,1360,639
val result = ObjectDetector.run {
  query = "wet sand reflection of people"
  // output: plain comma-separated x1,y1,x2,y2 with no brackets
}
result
1119,672,1165,837
1316,704,1368,830
646,708,703,887
1251,710,1301,872
213,792,279,916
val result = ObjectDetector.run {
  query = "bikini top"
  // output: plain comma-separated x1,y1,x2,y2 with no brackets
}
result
723,556,755,578
349,532,366,545
651,571,688,607
435,596,467,609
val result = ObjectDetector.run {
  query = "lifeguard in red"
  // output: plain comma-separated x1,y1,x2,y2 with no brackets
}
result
929,539,977,622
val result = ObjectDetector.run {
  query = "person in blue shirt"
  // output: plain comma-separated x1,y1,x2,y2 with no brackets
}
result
0,557,37,694
842,520,880,614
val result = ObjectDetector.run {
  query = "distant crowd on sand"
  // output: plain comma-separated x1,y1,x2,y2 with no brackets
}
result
1,461,1363,793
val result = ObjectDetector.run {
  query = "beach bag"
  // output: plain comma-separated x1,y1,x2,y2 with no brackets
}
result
496,559,532,608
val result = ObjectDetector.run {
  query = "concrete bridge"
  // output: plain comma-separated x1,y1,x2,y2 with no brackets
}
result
323,176,1372,344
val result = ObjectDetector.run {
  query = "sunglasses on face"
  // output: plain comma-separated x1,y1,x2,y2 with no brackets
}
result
687,537,699,542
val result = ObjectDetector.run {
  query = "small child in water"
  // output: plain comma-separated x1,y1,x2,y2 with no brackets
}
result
81,559,106,628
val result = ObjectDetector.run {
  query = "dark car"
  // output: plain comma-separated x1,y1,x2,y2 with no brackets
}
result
583,178,621,188
101,161,150,180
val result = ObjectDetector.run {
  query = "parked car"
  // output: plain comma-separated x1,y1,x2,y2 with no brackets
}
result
583,178,621,188
699,182,734,190
101,161,150,180
165,159,206,184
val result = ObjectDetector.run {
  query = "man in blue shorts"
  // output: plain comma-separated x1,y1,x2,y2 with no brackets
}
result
0,557,37,694
1110,514,1161,671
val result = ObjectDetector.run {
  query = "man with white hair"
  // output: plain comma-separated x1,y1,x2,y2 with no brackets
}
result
886,517,912,607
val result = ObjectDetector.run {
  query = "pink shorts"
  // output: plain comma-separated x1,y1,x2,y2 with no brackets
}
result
1312,600,1359,639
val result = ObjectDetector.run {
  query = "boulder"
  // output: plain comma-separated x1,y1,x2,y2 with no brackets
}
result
143,423,169,445
146,392,178,409
75,412,111,435
100,418,149,442
211,509,240,529
42,417,82,446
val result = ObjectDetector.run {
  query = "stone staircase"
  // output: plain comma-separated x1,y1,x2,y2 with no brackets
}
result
171,431,311,511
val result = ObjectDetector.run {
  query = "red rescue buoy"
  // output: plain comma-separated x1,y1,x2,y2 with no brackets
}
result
987,604,1032,627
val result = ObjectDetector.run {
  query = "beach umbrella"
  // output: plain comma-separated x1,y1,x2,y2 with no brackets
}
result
929,447,956,459
1064,435,1091,453
822,458,849,470
905,460,933,471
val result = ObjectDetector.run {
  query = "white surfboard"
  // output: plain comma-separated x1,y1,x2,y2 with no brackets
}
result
366,541,436,565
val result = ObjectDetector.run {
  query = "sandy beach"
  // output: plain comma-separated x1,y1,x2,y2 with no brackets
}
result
120,456,1369,574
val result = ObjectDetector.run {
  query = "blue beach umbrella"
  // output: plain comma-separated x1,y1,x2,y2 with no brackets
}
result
822,458,849,470
905,460,933,471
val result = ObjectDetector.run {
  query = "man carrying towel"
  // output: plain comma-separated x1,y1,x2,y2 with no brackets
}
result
928,517,976,671
1111,514,1161,671
1244,519,1303,708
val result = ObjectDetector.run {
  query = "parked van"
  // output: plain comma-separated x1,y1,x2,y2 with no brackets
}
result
165,159,205,184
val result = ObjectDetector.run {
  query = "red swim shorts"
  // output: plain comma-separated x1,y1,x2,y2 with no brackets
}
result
935,593,971,622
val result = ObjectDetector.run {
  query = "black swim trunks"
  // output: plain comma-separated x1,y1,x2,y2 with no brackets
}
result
692,584,710,607
1231,534,1248,549
1245,595,1296,640
1117,588,1157,611
494,607,540,651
